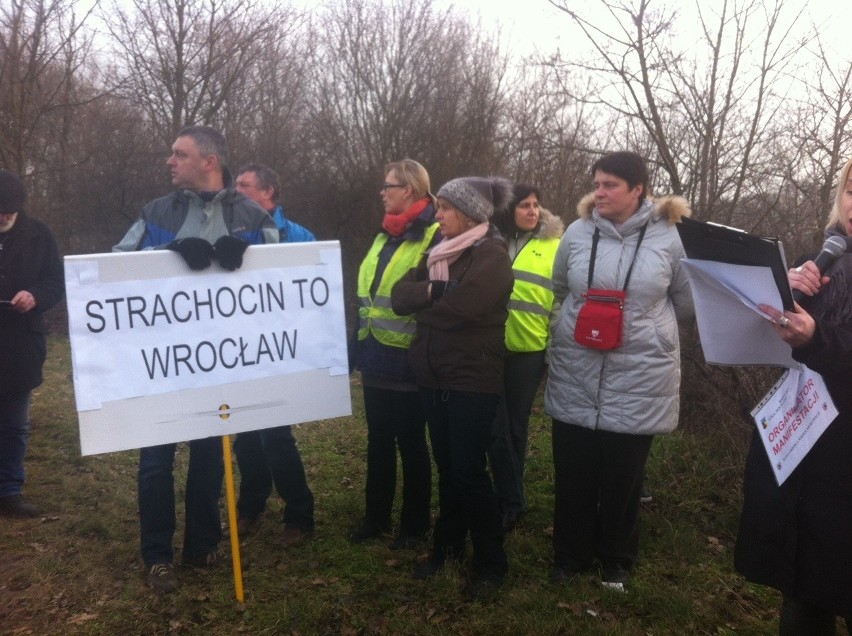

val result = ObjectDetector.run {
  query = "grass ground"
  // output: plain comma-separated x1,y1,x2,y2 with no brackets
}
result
0,335,825,635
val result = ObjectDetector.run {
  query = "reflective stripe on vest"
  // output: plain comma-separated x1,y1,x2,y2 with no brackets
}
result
357,224,439,348
505,237,559,352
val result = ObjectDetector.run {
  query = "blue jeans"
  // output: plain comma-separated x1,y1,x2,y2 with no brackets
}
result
138,437,223,567
234,426,314,530
420,388,507,578
362,386,431,537
0,391,31,497
488,350,546,515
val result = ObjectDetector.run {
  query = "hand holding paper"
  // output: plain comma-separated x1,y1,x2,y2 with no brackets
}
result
680,260,797,367
757,302,816,349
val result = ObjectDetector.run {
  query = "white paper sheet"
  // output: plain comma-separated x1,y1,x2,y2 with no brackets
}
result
681,259,796,367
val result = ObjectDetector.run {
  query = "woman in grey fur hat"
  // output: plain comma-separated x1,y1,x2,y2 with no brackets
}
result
391,176,514,601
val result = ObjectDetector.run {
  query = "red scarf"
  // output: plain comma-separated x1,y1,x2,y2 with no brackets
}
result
382,198,430,237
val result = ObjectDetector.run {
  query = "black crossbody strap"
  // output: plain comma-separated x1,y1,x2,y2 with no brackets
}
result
587,221,650,292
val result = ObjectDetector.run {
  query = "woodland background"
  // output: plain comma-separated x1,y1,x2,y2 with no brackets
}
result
3,0,852,417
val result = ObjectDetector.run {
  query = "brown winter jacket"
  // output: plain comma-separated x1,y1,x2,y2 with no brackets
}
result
390,225,514,395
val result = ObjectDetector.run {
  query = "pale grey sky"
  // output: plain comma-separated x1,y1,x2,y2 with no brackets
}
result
87,0,850,74
443,0,848,67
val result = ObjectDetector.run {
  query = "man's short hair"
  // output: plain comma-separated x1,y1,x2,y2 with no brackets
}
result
239,163,281,203
178,125,229,171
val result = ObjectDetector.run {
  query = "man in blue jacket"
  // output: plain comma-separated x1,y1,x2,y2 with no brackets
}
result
114,127,278,593
232,163,316,547
236,164,315,243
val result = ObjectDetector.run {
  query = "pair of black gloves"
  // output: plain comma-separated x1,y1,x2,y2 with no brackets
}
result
166,236,249,271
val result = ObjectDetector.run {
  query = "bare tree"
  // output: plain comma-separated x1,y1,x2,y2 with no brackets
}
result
106,0,282,145
303,0,508,281
547,0,807,223
221,9,313,204
780,43,852,248
0,0,95,173
498,61,594,223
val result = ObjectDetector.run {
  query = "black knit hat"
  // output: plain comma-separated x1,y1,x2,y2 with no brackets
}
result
0,170,26,214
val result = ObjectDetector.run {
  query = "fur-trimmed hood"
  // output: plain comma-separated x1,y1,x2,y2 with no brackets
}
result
536,207,565,239
576,192,691,225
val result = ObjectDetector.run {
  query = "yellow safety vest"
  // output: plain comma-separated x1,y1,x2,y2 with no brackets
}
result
357,225,439,348
505,237,560,352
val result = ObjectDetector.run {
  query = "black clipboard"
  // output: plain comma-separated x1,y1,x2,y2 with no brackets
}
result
676,217,794,310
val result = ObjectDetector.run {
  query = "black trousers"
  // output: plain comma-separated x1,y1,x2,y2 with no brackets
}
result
421,388,507,578
362,386,431,537
487,350,547,515
551,419,652,574
779,596,851,636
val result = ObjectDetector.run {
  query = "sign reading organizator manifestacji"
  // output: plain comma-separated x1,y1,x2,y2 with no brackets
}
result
750,366,838,485
65,242,351,455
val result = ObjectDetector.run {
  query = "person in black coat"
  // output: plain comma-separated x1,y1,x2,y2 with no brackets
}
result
0,169,64,518
735,156,852,635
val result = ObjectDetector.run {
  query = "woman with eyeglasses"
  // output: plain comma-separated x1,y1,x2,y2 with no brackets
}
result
349,159,440,550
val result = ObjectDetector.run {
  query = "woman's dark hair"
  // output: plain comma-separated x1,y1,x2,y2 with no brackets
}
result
591,151,649,203
493,183,541,235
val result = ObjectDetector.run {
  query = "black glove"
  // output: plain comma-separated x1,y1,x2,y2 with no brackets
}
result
167,238,215,270
213,235,249,271
430,279,458,301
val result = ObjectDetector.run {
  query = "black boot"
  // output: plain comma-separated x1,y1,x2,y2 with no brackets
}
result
0,494,42,518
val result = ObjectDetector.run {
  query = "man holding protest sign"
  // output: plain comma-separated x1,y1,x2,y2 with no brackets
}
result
114,126,278,593
231,163,316,546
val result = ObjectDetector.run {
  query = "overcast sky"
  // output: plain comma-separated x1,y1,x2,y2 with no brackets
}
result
89,0,850,74
436,0,848,69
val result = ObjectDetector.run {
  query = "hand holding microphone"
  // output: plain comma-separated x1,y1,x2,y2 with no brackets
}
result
790,236,848,304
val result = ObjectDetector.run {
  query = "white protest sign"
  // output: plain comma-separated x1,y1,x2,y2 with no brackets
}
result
64,242,351,455
750,366,838,485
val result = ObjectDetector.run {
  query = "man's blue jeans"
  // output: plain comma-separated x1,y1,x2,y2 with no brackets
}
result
234,425,314,530
138,437,223,567
0,390,31,497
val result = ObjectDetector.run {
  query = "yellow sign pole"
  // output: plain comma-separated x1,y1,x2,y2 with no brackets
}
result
222,434,245,603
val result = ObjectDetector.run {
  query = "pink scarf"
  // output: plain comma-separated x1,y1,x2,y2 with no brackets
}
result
427,222,489,281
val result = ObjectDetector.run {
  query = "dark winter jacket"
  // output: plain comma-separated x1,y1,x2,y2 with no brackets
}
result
113,186,278,251
0,214,65,393
390,224,514,395
735,244,852,616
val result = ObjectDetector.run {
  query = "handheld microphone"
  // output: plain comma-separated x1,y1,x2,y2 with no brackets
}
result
791,235,848,304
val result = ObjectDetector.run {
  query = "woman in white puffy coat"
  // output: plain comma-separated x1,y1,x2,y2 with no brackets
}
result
544,151,694,591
